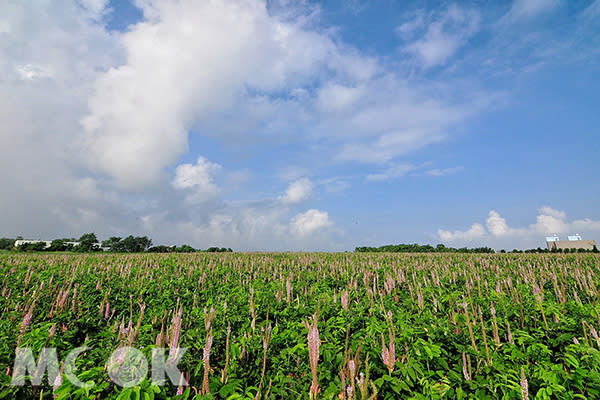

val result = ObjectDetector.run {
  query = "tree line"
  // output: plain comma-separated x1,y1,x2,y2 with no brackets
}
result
355,243,496,253
355,243,599,254
0,233,233,253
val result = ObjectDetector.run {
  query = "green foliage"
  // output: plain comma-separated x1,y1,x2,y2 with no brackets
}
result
356,243,496,253
0,238,15,250
1,253,600,399
102,236,153,252
77,233,100,252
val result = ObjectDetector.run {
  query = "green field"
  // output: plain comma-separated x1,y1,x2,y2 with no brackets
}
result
2,252,600,399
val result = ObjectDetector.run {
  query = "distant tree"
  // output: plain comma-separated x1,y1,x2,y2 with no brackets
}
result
48,239,69,251
356,243,496,253
119,236,136,252
0,238,15,250
147,245,171,253
136,236,153,252
435,244,448,252
78,233,99,252
177,245,196,253
102,236,122,251
18,242,46,252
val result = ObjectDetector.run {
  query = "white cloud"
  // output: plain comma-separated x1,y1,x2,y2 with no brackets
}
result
438,223,486,242
81,0,488,186
532,212,568,235
366,163,415,181
396,10,425,39
279,178,313,205
278,166,310,182
316,84,365,114
172,157,221,203
318,176,351,193
290,209,332,236
0,0,497,251
366,163,463,181
581,0,600,20
424,166,464,176
82,0,343,188
142,200,342,251
0,1,124,238
501,0,560,24
79,0,111,20
486,210,510,236
15,64,53,81
403,5,480,68
0,0,352,251
438,207,600,248
537,206,566,219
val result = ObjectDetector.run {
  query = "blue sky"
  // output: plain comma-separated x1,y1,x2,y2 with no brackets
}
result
1,0,599,250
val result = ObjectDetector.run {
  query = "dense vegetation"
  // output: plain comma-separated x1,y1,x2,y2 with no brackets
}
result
355,244,496,253
1,252,600,399
355,243,598,254
0,234,232,253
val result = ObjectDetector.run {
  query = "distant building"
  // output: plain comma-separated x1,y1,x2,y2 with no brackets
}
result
545,234,597,251
14,240,52,249
14,240,86,249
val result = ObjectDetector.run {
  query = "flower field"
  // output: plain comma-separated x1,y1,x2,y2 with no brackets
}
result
2,252,600,399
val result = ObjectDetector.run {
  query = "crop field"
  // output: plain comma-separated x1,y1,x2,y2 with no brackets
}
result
1,252,600,399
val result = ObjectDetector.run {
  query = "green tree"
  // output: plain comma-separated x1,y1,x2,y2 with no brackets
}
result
18,242,46,252
147,245,171,253
101,236,122,251
78,233,99,252
177,244,196,253
48,239,70,251
0,238,15,250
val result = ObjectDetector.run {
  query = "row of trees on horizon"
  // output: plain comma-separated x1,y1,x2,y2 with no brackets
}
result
355,243,599,254
1,236,597,254
0,233,233,253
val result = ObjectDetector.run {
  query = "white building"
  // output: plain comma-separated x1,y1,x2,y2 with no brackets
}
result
545,234,597,251
14,240,85,249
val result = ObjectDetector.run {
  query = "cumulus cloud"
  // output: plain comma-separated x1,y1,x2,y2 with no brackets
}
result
0,1,124,237
15,64,54,81
402,5,480,68
438,223,486,242
485,210,510,236
81,0,486,185
82,0,340,188
315,84,365,114
0,0,354,250
438,207,600,248
0,0,514,251
172,157,222,203
537,206,566,219
279,178,313,205
290,209,332,236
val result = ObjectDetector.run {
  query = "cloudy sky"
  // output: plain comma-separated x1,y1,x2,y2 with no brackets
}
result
1,0,599,250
